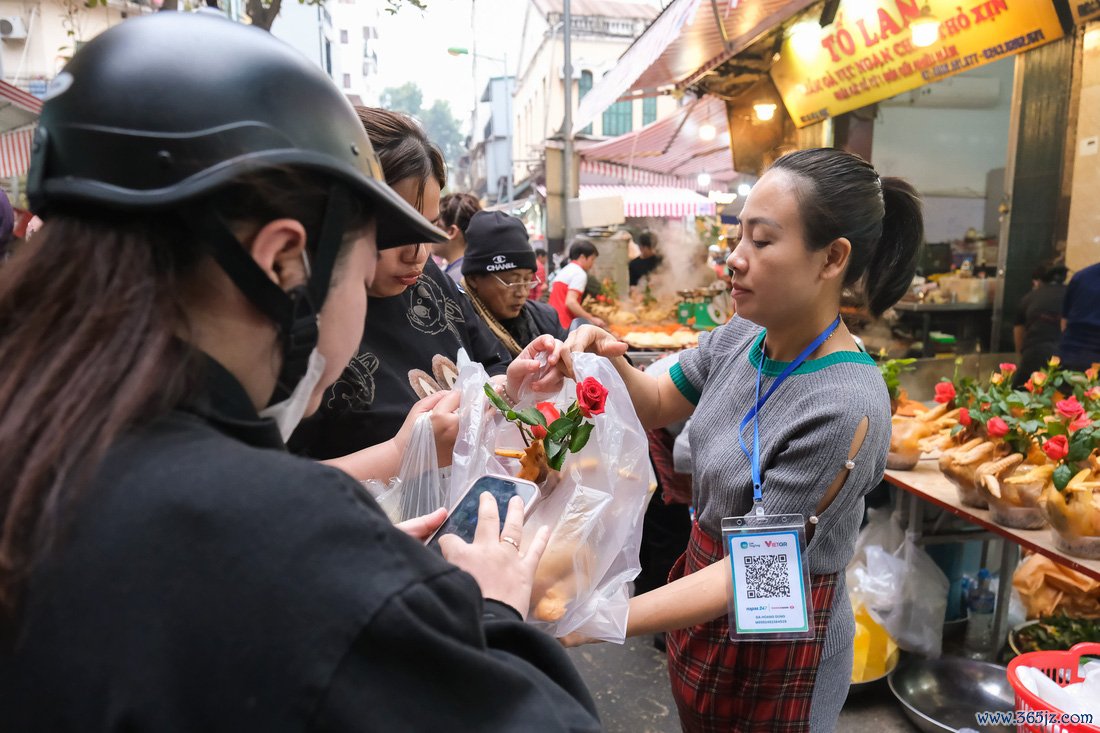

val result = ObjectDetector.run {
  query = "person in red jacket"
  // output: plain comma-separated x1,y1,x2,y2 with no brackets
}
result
548,238,606,329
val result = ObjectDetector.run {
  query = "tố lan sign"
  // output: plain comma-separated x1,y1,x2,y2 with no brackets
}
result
770,0,1064,128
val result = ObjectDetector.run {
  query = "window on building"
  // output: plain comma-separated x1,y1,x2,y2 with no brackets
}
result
340,29,348,44
324,39,333,76
602,99,632,137
343,73,352,88
578,70,593,135
642,96,657,126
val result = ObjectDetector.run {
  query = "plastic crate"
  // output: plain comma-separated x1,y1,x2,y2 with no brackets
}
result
1006,642,1100,732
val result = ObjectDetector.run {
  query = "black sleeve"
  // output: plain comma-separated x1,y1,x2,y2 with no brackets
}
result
459,294,511,376
310,568,601,733
427,260,512,376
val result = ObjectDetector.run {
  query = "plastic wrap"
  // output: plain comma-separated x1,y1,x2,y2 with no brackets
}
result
847,508,949,657
449,353,656,642
373,413,446,524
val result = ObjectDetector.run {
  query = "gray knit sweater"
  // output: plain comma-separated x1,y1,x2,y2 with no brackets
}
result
670,316,890,722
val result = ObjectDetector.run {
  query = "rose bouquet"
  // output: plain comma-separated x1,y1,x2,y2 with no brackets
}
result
484,376,609,482
449,353,653,641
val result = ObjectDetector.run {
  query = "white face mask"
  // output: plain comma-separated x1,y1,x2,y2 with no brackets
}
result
260,348,327,442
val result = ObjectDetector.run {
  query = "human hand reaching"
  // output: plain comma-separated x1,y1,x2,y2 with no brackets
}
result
439,492,550,619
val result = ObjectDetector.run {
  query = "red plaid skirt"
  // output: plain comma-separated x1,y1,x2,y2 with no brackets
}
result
666,523,838,733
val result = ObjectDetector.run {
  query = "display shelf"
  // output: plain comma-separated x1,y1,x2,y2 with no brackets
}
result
885,461,1100,581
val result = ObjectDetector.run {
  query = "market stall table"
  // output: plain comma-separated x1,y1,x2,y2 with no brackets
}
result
885,461,1100,658
892,301,993,356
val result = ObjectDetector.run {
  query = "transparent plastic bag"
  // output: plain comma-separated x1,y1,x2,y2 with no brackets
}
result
878,533,949,657
847,509,948,657
449,352,656,642
373,413,445,524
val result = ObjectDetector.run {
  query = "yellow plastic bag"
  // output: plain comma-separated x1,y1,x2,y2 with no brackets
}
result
852,601,899,683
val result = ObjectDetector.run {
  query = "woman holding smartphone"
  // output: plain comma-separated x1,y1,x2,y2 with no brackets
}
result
543,148,922,732
0,15,598,731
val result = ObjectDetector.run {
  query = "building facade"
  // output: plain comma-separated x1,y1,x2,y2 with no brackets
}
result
467,75,515,203
0,0,149,95
329,0,381,106
511,0,676,186
270,0,341,86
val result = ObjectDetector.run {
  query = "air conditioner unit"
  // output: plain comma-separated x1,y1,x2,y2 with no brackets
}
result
880,76,1001,109
0,16,27,40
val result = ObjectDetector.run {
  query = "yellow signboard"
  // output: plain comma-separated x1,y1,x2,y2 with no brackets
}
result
771,0,1065,128
1070,0,1100,24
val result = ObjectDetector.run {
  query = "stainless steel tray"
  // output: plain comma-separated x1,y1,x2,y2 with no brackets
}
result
888,655,1014,732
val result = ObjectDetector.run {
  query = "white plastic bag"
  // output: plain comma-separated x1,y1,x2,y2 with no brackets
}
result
847,508,949,657
449,353,655,642
373,413,445,524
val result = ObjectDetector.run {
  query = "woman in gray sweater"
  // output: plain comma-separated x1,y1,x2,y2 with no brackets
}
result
549,148,923,732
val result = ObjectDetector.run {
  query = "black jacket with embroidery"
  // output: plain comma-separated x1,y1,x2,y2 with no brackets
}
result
290,259,509,459
0,359,600,732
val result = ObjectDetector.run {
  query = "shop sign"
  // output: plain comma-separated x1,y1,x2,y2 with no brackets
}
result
1070,0,1100,24
770,0,1064,128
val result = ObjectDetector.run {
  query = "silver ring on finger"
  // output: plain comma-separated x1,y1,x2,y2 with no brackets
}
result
500,535,521,551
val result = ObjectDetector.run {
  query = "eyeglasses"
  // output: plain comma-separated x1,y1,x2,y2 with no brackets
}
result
491,273,541,292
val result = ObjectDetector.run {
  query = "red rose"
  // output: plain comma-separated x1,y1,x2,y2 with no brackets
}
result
1043,435,1069,462
531,401,561,439
576,377,609,419
999,362,1017,375
934,382,956,404
959,408,971,427
1056,396,1086,420
1069,414,1092,433
986,416,1009,438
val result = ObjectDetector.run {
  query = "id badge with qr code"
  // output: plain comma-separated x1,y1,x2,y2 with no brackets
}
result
722,512,815,642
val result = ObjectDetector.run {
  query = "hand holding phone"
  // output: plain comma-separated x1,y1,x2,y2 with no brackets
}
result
425,475,539,550
435,488,550,620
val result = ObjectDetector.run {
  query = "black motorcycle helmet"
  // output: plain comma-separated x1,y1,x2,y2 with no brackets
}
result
27,13,446,403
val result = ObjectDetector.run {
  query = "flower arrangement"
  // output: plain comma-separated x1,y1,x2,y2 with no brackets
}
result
484,376,609,472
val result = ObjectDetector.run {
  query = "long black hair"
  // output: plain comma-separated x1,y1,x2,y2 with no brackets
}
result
769,149,923,316
0,170,371,636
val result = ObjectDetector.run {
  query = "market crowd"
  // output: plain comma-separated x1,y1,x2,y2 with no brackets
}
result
3,12,1097,733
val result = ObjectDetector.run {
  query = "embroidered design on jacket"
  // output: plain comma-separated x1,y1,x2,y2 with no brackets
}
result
406,275,464,339
326,351,380,414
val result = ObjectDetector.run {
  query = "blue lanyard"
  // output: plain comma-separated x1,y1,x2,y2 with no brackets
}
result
738,316,841,503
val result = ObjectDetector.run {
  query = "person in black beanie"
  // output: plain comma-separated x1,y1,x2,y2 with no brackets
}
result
462,211,566,357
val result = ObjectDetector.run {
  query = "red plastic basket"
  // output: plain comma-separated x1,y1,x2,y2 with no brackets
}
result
1007,642,1100,733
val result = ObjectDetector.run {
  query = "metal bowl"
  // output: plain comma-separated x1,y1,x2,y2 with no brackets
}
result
888,655,1015,732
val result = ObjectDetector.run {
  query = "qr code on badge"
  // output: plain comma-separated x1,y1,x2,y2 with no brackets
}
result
745,554,791,599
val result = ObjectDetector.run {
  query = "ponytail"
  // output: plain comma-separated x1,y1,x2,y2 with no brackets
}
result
769,149,923,317
866,178,923,316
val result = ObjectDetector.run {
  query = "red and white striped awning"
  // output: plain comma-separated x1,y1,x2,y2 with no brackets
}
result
0,80,42,132
0,126,35,178
580,95,737,183
0,80,42,178
580,159,696,189
580,184,715,219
